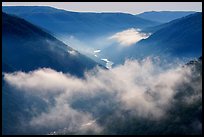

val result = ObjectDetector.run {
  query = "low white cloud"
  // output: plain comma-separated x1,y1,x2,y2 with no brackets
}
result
68,50,78,56
108,28,151,46
4,58,195,134
94,50,101,53
101,58,114,69
30,103,101,135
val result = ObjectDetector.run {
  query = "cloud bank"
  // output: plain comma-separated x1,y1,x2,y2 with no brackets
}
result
4,58,198,134
108,28,150,46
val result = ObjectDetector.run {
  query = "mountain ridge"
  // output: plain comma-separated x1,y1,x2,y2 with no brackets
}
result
136,11,196,23
2,6,160,37
2,12,101,77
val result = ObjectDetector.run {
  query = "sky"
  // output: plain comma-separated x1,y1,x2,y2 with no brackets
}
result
2,2,202,14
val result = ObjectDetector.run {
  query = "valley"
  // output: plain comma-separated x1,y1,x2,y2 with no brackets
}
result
2,4,202,135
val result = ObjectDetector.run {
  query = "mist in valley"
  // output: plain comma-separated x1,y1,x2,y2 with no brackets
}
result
2,4,202,135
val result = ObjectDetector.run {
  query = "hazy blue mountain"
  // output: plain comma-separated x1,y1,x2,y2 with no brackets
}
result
2,6,160,38
2,12,104,135
142,11,200,33
136,11,196,23
137,12,202,57
105,12,202,65
2,12,100,77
